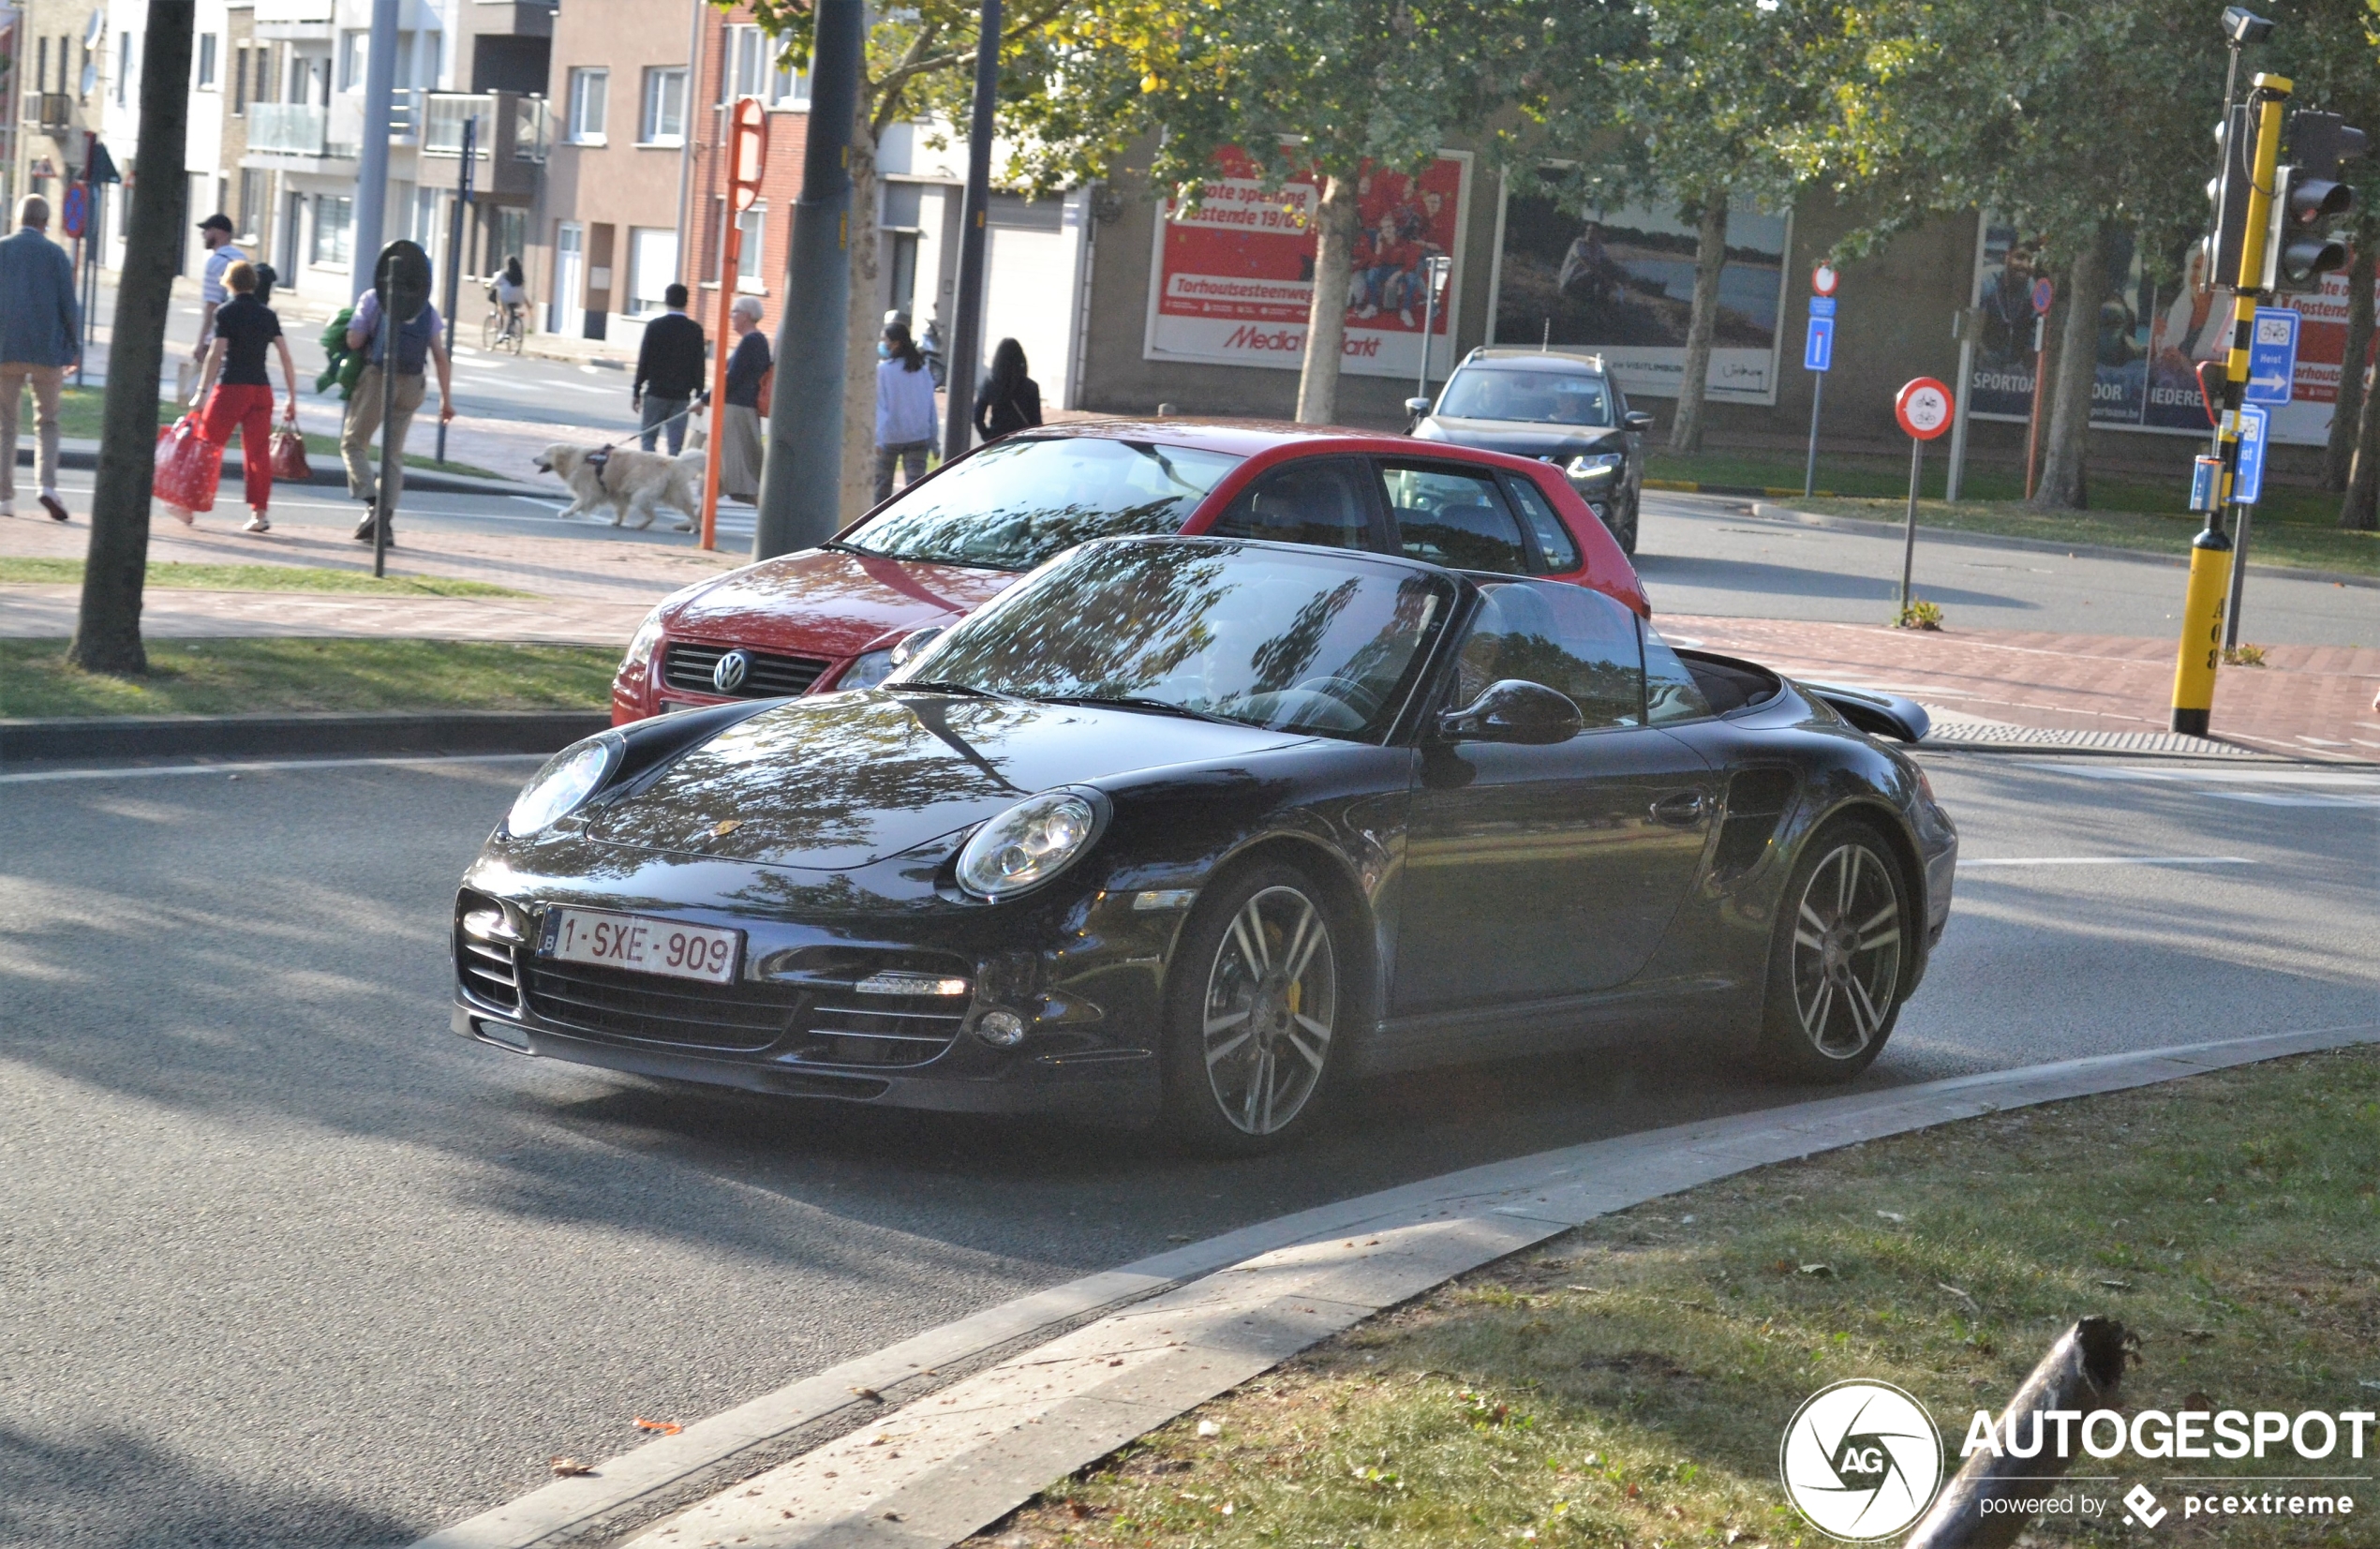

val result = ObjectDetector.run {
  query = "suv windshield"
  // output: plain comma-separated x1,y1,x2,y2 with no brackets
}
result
840,438,1243,571
1436,367,1613,427
905,540,1453,740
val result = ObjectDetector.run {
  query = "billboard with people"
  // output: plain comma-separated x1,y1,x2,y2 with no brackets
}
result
1487,179,1790,405
1141,148,1472,380
1969,218,2376,446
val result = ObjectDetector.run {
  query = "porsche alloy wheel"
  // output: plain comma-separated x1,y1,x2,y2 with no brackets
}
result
1761,826,1907,1080
1167,868,1342,1150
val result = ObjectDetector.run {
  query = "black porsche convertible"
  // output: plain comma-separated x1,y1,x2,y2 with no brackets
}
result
454,537,1956,1151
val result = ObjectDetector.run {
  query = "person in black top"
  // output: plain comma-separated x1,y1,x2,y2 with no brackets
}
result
633,283,707,454
719,295,770,501
187,260,298,533
974,337,1043,442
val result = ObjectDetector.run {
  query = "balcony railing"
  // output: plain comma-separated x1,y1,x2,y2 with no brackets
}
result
421,91,549,163
248,101,330,156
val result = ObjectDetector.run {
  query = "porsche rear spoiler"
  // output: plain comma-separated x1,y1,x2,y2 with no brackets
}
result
1801,680,1931,744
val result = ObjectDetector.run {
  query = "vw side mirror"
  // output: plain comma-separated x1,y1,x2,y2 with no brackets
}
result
1624,410,1656,432
1437,679,1584,745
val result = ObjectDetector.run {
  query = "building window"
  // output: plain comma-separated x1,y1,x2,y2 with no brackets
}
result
311,194,353,267
116,32,133,105
37,37,49,94
232,46,247,112
196,33,217,88
769,60,808,109
238,170,268,242
721,23,766,104
257,45,274,108
566,67,608,144
639,67,685,144
338,30,366,91
736,205,765,290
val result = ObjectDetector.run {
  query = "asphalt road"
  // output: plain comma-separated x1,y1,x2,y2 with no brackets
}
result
2,750,2373,1547
1635,491,2377,646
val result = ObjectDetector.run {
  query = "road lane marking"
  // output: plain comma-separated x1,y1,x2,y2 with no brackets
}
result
2026,764,2380,786
0,752,545,784
1957,856,2253,868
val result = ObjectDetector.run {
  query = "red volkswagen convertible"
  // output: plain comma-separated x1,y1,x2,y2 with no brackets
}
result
609,419,1648,724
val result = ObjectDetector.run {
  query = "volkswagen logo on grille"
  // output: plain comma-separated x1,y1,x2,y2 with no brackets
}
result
711,648,753,693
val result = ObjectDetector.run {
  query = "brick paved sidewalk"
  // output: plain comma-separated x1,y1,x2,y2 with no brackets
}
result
1670,614,2380,763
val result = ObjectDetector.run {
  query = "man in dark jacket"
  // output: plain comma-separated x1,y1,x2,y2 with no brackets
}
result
0,195,82,522
633,285,706,454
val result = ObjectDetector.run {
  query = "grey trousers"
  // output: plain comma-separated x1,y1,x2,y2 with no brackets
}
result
873,439,931,502
640,394,691,454
0,362,65,502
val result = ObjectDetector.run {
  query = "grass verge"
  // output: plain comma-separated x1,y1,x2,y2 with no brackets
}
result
0,558,526,597
1647,449,2379,578
985,1046,2380,1548
32,387,502,480
0,638,618,718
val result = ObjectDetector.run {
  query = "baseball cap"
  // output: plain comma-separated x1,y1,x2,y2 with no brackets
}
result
197,213,234,233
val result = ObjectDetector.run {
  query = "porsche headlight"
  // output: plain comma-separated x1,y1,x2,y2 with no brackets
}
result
1566,452,1624,483
956,791,1099,899
505,737,617,837
838,648,899,691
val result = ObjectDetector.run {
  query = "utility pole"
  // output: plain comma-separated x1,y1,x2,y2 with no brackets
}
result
350,0,400,304
435,113,474,467
751,0,862,560
941,0,1002,463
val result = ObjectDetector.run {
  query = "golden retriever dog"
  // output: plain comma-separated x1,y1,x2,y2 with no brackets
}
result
535,424,708,531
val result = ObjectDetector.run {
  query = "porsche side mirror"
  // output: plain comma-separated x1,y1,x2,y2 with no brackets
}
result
1437,679,1584,745
1624,410,1656,432
889,624,945,668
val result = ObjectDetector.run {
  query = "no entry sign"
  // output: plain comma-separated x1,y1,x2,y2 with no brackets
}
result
1811,263,1838,297
1896,377,1954,440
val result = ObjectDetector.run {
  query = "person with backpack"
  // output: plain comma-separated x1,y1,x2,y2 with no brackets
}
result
340,279,456,544
972,337,1044,442
873,319,937,501
181,260,298,533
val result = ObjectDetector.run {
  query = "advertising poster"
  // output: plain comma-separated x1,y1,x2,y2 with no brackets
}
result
1969,217,2377,446
1488,181,1790,404
1141,148,1471,380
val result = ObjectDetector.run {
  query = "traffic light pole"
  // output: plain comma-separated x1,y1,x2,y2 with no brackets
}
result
2171,72,2290,737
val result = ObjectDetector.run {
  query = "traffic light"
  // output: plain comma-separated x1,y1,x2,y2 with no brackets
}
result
2265,110,2365,291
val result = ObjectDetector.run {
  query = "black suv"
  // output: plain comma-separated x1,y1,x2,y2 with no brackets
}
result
1406,349,1655,554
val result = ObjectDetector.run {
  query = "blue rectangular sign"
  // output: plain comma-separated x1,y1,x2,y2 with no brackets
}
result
2234,405,2269,504
1808,295,1837,319
1804,316,1834,373
2243,307,2298,406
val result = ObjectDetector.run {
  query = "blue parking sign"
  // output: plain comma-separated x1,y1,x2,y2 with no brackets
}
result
2243,308,2298,406
2234,405,2269,504
1804,316,1834,373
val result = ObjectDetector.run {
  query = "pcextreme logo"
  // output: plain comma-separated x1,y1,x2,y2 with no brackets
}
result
1778,1380,1945,1541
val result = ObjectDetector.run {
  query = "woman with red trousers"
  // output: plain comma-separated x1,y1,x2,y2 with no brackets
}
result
184,260,298,533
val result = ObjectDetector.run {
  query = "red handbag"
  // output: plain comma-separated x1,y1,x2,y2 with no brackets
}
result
153,416,224,514
270,425,312,482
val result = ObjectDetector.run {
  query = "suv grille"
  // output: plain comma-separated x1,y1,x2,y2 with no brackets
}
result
522,959,802,1050
662,641,831,699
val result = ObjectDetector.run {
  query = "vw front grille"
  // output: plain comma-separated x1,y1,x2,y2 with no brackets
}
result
662,641,831,698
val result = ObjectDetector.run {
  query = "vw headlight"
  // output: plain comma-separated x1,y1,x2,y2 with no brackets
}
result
1566,452,1624,483
505,737,617,837
619,609,666,678
956,791,1100,899
838,648,899,691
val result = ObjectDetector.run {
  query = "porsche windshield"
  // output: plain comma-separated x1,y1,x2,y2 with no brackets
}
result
908,541,1453,739
1436,367,1614,426
839,438,1243,571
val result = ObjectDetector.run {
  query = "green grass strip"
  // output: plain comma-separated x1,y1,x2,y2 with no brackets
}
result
0,558,528,597
0,637,618,719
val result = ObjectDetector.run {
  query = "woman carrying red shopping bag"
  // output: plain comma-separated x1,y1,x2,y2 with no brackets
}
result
182,260,299,533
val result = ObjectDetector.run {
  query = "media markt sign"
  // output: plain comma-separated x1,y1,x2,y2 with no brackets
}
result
1778,1380,1944,1540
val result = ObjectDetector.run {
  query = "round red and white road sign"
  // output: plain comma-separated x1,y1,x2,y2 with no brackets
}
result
1811,263,1838,297
1896,377,1955,439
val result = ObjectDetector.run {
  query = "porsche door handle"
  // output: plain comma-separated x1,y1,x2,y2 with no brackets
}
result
1650,791,1709,827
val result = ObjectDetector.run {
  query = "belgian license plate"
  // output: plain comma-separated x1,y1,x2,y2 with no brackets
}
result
543,907,741,985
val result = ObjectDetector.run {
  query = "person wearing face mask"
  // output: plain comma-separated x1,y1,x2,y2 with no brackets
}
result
874,320,938,500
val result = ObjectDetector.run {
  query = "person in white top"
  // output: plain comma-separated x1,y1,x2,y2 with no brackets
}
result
193,215,246,373
874,320,940,500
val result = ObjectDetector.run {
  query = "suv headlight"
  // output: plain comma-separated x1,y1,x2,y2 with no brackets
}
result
1567,452,1624,483
505,737,618,837
956,791,1101,899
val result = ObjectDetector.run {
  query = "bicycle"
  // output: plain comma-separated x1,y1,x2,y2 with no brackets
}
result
481,298,527,354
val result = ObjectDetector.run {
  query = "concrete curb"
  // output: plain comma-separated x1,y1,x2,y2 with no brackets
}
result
405,1022,2379,1549
19,441,542,499
1742,500,2380,590
0,708,609,766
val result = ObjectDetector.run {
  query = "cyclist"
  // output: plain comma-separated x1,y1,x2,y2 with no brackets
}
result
489,256,528,345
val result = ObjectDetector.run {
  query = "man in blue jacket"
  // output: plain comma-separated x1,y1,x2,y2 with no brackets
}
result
0,194,82,522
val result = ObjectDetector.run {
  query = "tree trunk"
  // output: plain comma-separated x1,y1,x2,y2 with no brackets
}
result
2030,228,2105,512
838,97,885,527
2343,347,2379,530
1293,172,1360,424
1668,191,1729,455
70,0,193,675
2324,244,2374,491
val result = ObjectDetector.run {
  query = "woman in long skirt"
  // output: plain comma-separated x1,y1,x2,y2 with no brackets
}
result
720,296,769,501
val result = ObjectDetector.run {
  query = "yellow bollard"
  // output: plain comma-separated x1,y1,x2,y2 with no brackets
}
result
2169,534,2231,737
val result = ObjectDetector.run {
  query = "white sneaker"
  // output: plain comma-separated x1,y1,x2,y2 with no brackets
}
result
245,511,271,533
